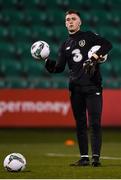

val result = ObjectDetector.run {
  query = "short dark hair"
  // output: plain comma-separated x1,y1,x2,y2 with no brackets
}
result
65,9,80,18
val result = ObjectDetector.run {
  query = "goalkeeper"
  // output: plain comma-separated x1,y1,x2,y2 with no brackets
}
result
45,9,112,166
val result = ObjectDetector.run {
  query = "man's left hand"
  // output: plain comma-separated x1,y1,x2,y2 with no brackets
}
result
83,59,96,75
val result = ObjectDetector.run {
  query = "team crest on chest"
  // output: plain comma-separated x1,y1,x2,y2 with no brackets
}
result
79,40,85,47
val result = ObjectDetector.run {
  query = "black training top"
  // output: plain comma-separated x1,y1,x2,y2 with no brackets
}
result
45,30,112,87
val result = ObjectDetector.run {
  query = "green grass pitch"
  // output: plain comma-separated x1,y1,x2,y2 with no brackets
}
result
0,128,121,179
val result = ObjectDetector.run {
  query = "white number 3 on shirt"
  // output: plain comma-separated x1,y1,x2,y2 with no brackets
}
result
72,49,83,62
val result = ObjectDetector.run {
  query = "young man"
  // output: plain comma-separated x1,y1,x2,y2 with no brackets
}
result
45,10,112,166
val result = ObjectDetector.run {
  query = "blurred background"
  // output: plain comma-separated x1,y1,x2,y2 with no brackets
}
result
0,0,121,128
0,1,121,178
0,0,121,88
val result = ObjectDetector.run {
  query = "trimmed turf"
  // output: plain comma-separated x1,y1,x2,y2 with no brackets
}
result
0,128,121,179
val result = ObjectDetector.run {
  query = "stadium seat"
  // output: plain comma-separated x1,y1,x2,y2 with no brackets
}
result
0,0,15,10
0,43,15,59
97,27,119,42
12,0,25,11
107,11,121,27
100,62,112,77
21,10,47,26
49,43,59,59
0,27,8,41
83,0,102,10
7,26,31,42
51,26,67,43
6,78,28,88
29,79,51,88
102,0,121,10
0,59,22,78
22,60,50,78
1,10,24,26
56,0,70,10
0,27,17,43
89,10,110,26
111,45,121,59
31,26,53,42
0,12,10,26
52,79,68,88
34,0,48,11
19,0,37,9
90,0,118,11
103,78,120,89
77,0,92,11
46,9,64,26
0,80,5,88
110,59,121,77
14,42,31,60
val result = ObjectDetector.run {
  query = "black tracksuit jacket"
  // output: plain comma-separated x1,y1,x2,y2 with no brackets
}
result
45,30,112,87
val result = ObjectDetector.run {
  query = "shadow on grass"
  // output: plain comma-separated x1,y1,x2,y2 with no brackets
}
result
3,170,31,173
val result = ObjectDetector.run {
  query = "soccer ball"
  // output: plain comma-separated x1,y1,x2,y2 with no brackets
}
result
88,45,108,62
3,153,26,172
31,40,50,60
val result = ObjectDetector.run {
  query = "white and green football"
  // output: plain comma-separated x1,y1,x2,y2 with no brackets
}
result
3,153,26,172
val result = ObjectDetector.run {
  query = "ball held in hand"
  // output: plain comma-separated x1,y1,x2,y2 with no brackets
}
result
31,40,50,60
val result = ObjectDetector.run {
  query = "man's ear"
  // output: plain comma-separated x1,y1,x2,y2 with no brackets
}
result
79,19,82,26
65,21,67,27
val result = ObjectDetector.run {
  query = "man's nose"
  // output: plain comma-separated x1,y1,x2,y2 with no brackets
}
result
69,20,73,24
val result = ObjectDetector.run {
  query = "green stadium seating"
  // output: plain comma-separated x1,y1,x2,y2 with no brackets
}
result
14,42,31,60
0,80,5,88
52,26,67,43
0,0,14,9
31,26,53,42
100,62,112,77
56,0,70,10
21,10,47,26
97,26,120,42
111,59,121,77
51,78,68,88
29,79,51,88
0,43,15,59
12,0,25,11
8,26,31,42
6,78,28,88
46,9,64,26
103,78,121,89
0,0,121,88
1,10,24,26
107,11,121,27
0,59,22,78
22,60,50,78
0,27,8,41
0,12,10,26
34,0,48,11
88,10,110,26
18,0,37,9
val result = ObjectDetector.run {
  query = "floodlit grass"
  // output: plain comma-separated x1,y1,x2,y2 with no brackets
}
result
0,128,121,178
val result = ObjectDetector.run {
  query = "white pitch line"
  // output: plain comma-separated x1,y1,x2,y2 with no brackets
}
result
46,153,121,160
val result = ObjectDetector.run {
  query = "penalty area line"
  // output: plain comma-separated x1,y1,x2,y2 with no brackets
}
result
46,153,121,160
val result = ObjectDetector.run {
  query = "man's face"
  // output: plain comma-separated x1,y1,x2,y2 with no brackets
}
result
65,13,81,34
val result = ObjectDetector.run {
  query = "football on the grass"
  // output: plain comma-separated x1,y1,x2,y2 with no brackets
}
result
31,40,50,60
3,153,26,172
